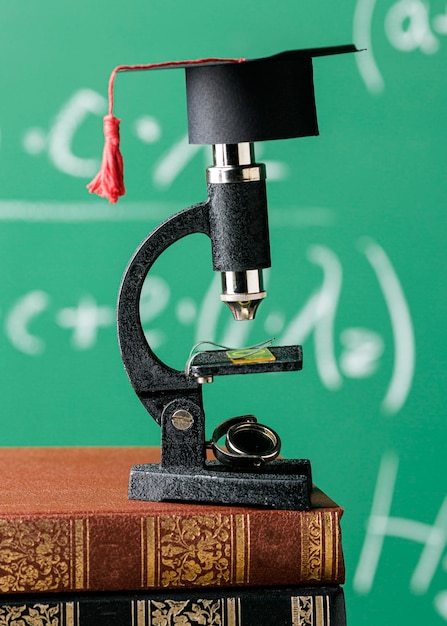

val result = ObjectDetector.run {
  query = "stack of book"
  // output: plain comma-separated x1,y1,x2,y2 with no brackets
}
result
0,447,346,625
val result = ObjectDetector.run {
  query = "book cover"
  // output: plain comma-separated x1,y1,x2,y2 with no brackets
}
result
0,585,346,626
0,447,344,594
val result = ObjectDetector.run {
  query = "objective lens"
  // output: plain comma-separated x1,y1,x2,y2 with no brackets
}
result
220,270,266,321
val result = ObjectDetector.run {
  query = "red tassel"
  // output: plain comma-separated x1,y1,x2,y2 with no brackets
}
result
87,58,245,203
87,114,125,204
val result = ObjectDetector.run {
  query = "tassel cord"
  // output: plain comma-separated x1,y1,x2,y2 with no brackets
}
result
88,56,245,203
107,57,245,116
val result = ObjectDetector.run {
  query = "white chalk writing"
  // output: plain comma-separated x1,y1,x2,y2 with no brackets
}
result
354,452,447,620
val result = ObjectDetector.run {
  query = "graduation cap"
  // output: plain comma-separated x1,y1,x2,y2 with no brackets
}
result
87,44,357,203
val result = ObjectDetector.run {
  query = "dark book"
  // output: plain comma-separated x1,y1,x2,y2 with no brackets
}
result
0,447,345,594
0,585,346,625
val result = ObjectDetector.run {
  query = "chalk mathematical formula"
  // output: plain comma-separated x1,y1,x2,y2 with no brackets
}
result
355,452,447,621
0,2,441,184
0,0,444,183
354,0,447,92
0,234,414,418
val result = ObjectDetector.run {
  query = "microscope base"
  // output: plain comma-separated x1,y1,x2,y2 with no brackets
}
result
128,459,312,510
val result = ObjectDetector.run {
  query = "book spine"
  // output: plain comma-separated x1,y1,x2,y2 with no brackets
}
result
0,585,346,626
0,508,344,594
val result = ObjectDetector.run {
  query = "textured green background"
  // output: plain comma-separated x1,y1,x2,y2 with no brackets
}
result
1,0,446,622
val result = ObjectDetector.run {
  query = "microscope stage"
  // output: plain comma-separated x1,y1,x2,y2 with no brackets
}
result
188,345,303,379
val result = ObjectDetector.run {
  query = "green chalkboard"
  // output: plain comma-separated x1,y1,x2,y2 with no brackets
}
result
1,0,446,623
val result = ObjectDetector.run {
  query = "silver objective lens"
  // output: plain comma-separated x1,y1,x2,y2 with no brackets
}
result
220,269,266,321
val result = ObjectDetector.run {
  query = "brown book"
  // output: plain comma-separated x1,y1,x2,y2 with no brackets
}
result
0,447,344,594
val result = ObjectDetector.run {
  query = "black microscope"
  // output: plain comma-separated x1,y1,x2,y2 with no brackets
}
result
116,46,356,510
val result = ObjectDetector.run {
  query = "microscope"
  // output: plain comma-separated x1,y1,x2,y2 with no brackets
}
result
109,45,356,510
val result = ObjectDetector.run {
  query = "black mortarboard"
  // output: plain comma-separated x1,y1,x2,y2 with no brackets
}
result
88,44,357,203
185,45,356,144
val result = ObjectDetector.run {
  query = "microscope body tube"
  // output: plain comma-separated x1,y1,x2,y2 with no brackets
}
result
207,180,271,272
206,143,271,320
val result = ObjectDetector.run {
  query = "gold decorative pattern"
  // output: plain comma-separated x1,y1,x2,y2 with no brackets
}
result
0,604,59,626
234,515,247,585
74,519,89,590
132,598,238,626
65,601,76,626
291,595,313,626
226,598,238,626
0,519,72,593
323,512,334,581
0,603,77,626
145,517,156,588
291,595,330,626
301,512,323,582
143,514,248,588
334,510,341,578
134,600,145,626
316,596,330,626
159,515,231,588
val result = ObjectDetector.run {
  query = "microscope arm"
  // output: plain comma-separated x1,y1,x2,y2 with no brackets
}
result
117,200,210,426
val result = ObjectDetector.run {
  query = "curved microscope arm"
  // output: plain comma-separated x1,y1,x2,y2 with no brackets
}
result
117,201,211,469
